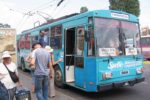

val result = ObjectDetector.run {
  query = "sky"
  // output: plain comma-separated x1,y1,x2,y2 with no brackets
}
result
0,0,150,33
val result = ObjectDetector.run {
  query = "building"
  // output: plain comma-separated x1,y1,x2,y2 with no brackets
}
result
0,28,16,63
141,27,150,36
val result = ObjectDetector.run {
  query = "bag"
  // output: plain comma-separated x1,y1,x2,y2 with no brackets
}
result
3,63,19,83
9,71,19,83
15,87,31,100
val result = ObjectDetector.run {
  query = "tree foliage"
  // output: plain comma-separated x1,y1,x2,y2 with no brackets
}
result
0,23,11,28
109,0,140,16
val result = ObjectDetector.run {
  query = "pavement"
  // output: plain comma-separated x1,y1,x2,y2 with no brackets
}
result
19,70,75,100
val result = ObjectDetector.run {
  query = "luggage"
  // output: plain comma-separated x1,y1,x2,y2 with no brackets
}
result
15,88,31,100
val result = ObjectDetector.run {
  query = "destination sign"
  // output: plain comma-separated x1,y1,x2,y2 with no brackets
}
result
111,12,129,20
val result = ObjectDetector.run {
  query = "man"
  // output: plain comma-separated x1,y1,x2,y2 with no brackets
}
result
39,31,48,47
30,43,53,100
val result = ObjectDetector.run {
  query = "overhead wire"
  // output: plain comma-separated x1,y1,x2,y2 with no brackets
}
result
49,0,66,18
16,15,30,31
35,4,53,11
53,0,70,18
29,0,58,13
0,0,26,15
57,0,64,6
0,0,67,32
35,0,59,18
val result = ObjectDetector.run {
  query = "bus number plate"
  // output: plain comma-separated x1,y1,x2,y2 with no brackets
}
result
121,70,129,75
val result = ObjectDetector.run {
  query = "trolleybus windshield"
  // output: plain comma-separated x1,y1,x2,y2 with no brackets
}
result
94,18,140,57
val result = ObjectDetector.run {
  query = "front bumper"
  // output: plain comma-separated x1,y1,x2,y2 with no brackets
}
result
98,77,145,91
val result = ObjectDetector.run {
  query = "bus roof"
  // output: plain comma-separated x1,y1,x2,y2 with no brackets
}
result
21,10,139,34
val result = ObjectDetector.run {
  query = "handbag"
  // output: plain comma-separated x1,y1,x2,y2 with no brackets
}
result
3,63,19,83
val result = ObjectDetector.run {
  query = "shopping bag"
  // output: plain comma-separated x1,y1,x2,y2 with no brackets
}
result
15,87,31,100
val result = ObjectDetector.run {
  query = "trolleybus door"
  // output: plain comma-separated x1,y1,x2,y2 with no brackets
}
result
64,28,75,83
74,26,85,88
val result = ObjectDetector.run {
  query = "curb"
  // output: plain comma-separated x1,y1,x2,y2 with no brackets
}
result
144,61,150,64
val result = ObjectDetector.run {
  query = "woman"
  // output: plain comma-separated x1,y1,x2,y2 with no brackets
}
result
25,45,36,93
45,46,62,98
0,51,20,100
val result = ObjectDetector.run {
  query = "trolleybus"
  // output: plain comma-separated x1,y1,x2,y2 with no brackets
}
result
17,10,145,92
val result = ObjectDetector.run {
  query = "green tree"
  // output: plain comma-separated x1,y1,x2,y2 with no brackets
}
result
80,7,88,13
0,23,11,28
109,0,140,17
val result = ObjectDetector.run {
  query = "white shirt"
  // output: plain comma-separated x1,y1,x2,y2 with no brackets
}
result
0,62,17,89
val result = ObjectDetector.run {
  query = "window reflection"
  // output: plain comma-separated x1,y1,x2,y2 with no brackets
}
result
76,27,84,56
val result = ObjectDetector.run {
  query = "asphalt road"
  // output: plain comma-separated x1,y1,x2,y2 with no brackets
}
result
19,64,150,100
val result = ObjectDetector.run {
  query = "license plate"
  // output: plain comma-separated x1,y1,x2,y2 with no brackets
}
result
121,70,129,75
124,82,129,86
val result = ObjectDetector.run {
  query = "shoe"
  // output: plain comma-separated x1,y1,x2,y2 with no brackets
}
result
50,96,55,98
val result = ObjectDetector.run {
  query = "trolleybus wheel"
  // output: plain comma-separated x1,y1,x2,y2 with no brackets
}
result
54,65,65,88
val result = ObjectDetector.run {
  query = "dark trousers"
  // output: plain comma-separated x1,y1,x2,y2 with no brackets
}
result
8,87,17,100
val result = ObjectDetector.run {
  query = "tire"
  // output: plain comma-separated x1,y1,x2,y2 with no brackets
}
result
54,65,65,88
147,58,150,61
21,58,26,71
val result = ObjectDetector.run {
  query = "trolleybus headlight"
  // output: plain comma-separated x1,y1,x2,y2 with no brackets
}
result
136,68,144,74
102,72,112,80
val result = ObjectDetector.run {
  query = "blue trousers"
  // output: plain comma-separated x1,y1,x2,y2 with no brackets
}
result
35,75,49,100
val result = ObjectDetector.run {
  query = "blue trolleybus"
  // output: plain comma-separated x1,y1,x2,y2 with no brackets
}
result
17,10,145,92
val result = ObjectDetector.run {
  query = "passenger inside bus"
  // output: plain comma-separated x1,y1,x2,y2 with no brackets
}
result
39,30,48,47
109,39,120,56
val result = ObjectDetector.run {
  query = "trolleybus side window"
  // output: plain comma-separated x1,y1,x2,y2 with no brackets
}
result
50,25,62,49
31,35,39,45
24,33,30,49
76,26,84,68
87,25,95,56
19,35,25,49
